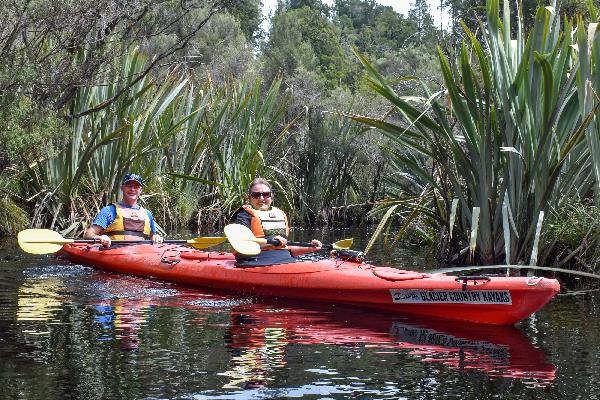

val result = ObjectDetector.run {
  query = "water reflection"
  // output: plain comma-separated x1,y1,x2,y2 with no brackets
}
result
222,302,556,388
222,318,288,389
17,277,64,324
82,286,556,389
12,262,556,396
93,299,152,350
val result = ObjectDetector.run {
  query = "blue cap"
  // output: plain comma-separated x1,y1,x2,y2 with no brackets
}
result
122,173,144,186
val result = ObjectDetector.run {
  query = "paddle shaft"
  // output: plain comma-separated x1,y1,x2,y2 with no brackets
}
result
25,239,195,245
18,228,228,254
222,224,352,256
89,239,202,245
266,237,333,250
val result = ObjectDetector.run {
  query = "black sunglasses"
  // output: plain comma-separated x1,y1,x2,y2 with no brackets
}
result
250,191,272,199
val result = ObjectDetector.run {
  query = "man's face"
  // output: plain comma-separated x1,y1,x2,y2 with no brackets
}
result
121,181,142,202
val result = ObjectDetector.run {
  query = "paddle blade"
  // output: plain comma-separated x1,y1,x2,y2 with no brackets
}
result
18,229,70,254
331,238,353,251
224,224,261,256
187,236,227,249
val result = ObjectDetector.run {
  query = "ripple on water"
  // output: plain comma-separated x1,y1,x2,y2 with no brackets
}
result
82,281,180,300
64,272,182,301
187,298,253,308
22,263,94,279
189,382,410,399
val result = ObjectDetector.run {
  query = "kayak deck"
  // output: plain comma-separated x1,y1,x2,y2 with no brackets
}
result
60,243,560,325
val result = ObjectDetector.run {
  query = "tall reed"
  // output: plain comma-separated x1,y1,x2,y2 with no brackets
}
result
25,48,299,233
164,77,294,227
25,48,190,235
288,107,374,224
344,0,598,266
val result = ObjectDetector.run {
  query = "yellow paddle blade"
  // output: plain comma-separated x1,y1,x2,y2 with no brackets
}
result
187,236,227,249
224,224,261,256
332,238,353,250
18,229,74,254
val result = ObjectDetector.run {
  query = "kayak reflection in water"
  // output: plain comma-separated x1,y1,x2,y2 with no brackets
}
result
229,177,322,265
13,268,556,386
83,173,163,248
221,302,556,388
94,298,151,351
221,313,288,389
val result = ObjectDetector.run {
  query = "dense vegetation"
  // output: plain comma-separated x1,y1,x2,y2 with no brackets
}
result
2,0,600,270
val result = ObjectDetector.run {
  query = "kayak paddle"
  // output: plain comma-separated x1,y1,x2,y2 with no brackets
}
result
18,229,227,255
223,223,353,256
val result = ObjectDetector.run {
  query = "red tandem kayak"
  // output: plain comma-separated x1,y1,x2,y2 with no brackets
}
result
59,243,560,325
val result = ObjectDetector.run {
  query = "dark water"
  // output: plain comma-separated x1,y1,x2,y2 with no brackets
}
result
1,228,600,400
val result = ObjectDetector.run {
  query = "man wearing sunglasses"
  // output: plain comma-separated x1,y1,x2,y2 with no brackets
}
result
83,173,164,247
230,177,322,257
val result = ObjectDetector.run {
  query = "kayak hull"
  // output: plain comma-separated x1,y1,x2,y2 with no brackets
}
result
60,243,560,325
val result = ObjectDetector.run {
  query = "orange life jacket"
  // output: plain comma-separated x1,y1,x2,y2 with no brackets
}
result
241,205,289,251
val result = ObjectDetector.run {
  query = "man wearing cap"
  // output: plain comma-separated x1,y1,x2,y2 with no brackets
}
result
84,173,164,247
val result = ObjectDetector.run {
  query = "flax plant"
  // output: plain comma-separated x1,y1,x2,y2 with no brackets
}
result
346,0,597,266
25,44,297,233
291,108,369,223
211,78,291,210
167,77,296,225
25,48,189,234
574,7,600,199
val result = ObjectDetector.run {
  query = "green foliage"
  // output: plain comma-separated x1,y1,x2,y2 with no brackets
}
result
445,0,591,37
0,0,443,239
544,202,599,249
335,0,439,56
542,201,600,271
264,6,352,90
142,9,255,83
0,97,67,168
12,0,590,250
0,197,29,236
144,178,198,230
162,76,293,226
23,48,191,235
0,0,220,108
289,0,330,14
288,108,370,223
0,175,29,235
223,0,263,43
335,0,386,30
0,0,248,179
332,0,443,97
19,46,297,233
408,0,438,45
191,13,256,81
347,0,597,266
